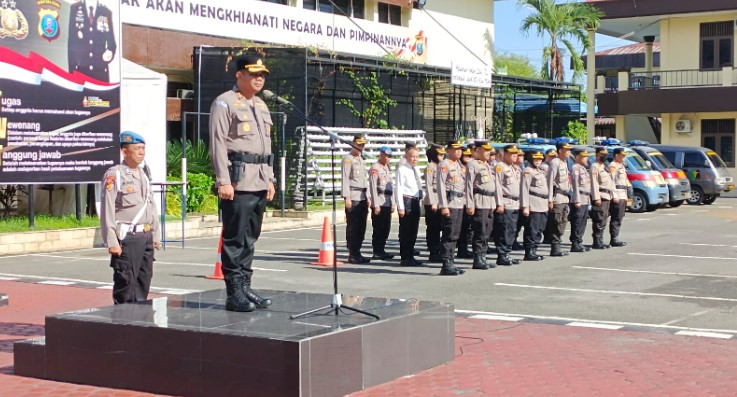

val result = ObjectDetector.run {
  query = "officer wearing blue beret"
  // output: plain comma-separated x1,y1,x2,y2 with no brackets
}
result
100,131,160,304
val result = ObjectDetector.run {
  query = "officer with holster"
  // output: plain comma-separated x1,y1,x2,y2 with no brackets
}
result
423,143,446,263
494,144,522,266
210,54,275,312
590,146,614,249
569,149,592,252
609,147,629,247
465,140,502,269
436,140,467,276
369,146,395,260
100,131,161,304
546,141,572,257
520,150,549,261
342,135,371,264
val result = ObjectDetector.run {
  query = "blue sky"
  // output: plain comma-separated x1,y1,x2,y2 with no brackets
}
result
493,0,635,78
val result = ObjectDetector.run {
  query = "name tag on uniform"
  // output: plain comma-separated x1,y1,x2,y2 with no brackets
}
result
242,123,251,133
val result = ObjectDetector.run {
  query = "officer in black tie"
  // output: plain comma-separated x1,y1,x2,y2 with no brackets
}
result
68,0,117,82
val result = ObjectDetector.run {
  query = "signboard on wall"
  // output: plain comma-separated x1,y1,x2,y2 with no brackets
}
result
451,62,492,89
0,0,121,183
120,0,428,63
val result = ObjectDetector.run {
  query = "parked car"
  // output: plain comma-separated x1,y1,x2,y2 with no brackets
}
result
650,144,734,205
605,146,668,213
629,144,691,207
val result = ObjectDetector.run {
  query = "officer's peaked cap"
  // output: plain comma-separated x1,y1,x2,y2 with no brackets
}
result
237,54,270,74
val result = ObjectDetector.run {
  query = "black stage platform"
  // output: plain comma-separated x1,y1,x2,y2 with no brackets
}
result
15,289,455,397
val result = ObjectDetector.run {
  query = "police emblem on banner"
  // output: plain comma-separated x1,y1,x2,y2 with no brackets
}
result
37,0,61,42
0,0,29,40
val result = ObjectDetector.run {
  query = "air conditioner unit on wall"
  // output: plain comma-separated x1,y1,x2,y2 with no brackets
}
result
675,119,692,133
177,89,194,99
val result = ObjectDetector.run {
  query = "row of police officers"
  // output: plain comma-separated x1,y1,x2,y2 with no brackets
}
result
341,137,630,276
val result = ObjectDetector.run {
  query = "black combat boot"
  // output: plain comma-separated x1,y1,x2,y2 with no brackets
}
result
456,246,473,259
524,247,542,261
591,237,610,249
241,279,272,309
483,254,496,268
550,243,568,257
532,247,545,260
428,253,443,263
472,253,489,270
610,238,627,247
225,277,255,312
496,255,513,266
440,259,463,276
570,242,590,252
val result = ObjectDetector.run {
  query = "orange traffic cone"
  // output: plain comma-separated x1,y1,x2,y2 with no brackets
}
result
311,217,343,266
205,230,225,280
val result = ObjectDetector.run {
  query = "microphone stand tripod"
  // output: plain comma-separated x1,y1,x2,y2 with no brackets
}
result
270,96,379,321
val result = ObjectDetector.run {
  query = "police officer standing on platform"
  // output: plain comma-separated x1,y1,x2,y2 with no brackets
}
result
423,143,445,263
369,146,395,260
494,145,521,266
466,141,502,269
590,147,614,249
547,141,572,257
100,131,161,304
569,149,592,253
609,147,628,247
520,150,548,261
210,54,274,312
396,145,424,266
342,135,371,263
437,140,466,276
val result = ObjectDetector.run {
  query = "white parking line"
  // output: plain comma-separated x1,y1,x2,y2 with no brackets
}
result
26,254,288,272
469,314,524,322
494,282,737,302
675,331,733,339
661,310,713,326
572,266,737,279
37,280,77,286
0,273,110,285
679,243,737,248
628,253,737,261
455,309,737,335
567,322,623,330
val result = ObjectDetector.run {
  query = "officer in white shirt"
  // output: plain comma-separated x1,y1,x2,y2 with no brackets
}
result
395,145,424,266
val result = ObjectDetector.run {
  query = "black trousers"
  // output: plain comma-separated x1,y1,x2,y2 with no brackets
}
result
424,205,442,256
111,232,154,304
523,211,548,249
345,199,368,256
440,208,463,260
550,203,570,244
399,197,421,260
471,208,493,254
609,199,626,240
494,209,518,255
371,206,392,254
589,199,610,241
220,191,267,281
458,209,472,253
569,204,589,244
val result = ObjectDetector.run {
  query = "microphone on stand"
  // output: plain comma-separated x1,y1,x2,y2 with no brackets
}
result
262,90,291,106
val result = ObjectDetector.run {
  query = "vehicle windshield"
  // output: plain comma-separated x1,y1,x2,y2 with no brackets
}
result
648,152,675,169
707,151,728,168
625,152,651,171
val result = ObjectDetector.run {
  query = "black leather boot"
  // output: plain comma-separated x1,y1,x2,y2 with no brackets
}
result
440,259,463,276
241,279,272,309
524,248,542,261
550,243,568,257
571,242,590,252
225,278,255,312
456,247,473,259
591,237,610,249
472,253,489,270
483,253,496,268
611,239,627,247
532,247,545,260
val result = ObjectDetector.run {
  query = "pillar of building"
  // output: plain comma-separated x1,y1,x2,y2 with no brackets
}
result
586,28,596,143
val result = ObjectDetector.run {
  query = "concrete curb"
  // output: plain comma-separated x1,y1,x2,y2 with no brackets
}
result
0,210,346,256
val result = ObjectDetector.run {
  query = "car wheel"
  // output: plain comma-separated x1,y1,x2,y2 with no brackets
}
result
669,200,685,208
646,204,659,212
687,186,704,205
629,191,647,213
703,195,717,205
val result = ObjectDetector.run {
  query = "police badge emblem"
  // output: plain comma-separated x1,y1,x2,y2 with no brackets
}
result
0,0,29,40
37,1,60,42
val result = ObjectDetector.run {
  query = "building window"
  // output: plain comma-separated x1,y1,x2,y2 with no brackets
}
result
304,0,365,19
701,119,735,167
262,0,288,4
700,22,733,70
379,3,402,26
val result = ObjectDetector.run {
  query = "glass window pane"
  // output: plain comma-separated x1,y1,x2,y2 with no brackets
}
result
720,135,734,165
303,0,317,10
389,5,401,25
319,0,333,13
352,0,364,19
719,38,732,66
378,3,388,23
702,40,715,69
703,136,717,151
684,152,706,167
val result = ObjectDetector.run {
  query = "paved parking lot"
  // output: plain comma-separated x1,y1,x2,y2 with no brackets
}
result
1,197,736,335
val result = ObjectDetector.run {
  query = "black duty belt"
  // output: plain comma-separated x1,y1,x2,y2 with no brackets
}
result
504,195,519,201
377,189,393,195
403,195,420,200
530,191,548,199
350,187,367,192
554,187,568,195
228,152,274,166
473,188,496,197
615,184,628,189
447,190,464,198
579,190,591,195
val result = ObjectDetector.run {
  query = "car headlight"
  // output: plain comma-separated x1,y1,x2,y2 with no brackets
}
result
667,178,680,186
654,175,665,184
642,180,657,188
716,177,727,184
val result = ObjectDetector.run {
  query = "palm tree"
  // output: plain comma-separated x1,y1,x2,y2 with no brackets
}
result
518,0,602,82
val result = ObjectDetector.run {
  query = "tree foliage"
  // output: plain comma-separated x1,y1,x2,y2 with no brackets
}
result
562,120,588,144
518,0,602,83
336,68,398,129
494,51,540,79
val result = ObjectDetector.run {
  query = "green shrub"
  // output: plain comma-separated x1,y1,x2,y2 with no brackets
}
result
184,172,214,213
167,139,213,179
